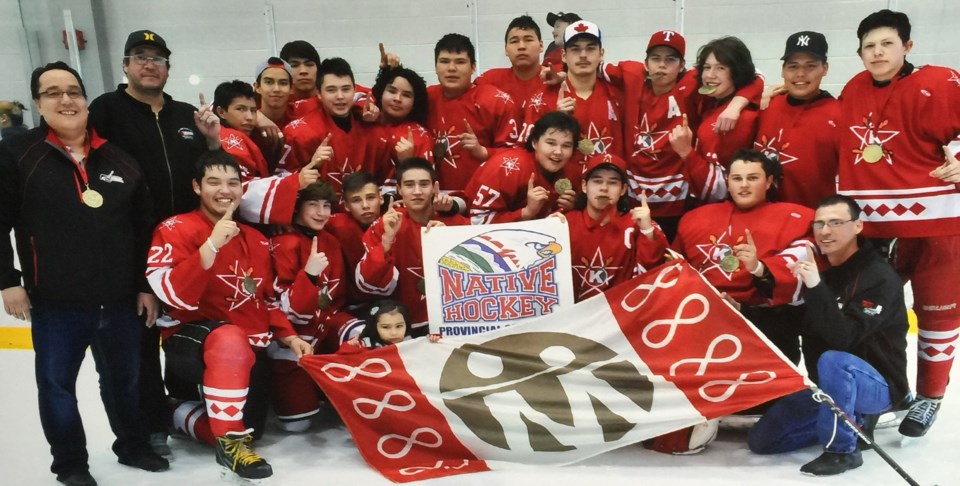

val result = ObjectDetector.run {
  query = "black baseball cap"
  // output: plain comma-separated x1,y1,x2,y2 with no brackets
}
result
124,30,171,57
547,12,582,27
781,31,828,62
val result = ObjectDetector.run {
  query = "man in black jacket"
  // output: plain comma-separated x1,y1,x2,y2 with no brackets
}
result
747,194,910,477
0,62,168,486
87,30,222,454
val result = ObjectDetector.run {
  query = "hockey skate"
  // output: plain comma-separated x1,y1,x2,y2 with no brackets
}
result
215,430,273,484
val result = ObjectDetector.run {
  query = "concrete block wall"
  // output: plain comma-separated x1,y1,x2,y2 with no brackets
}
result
2,0,957,108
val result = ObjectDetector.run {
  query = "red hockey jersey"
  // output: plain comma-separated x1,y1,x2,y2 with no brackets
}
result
325,213,378,306
426,83,521,191
672,200,813,306
219,126,270,181
522,77,626,168
566,209,668,301
283,109,391,194
146,210,296,347
271,229,348,344
373,120,434,193
464,148,576,224
838,65,960,238
476,67,546,110
356,208,469,328
605,62,764,215
755,93,840,208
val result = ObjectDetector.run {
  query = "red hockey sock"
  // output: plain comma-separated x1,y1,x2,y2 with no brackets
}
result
202,325,255,437
171,400,215,445
916,324,958,398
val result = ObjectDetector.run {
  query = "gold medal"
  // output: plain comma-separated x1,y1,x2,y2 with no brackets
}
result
720,254,740,273
698,85,717,95
578,138,595,155
243,275,257,295
317,292,332,310
554,178,573,194
417,278,426,295
433,137,449,159
862,144,883,163
82,188,103,208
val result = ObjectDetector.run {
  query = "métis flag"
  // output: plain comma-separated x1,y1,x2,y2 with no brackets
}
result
301,262,808,482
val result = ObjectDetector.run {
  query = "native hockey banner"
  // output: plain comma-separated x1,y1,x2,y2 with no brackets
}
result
301,262,808,483
421,218,576,337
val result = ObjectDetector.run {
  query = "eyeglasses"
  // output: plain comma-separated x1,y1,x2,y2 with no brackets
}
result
125,54,168,66
39,88,84,100
811,219,856,230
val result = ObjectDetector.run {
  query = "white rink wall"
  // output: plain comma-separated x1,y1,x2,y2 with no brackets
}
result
2,0,959,128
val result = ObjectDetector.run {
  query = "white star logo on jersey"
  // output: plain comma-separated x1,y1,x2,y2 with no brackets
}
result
287,118,306,130
218,260,263,311
494,89,514,104
754,129,798,166
948,71,960,87
221,133,245,151
326,158,357,187
695,231,741,281
849,113,900,165
500,156,520,176
159,216,182,232
529,92,546,111
572,248,620,298
631,114,669,160
584,121,615,154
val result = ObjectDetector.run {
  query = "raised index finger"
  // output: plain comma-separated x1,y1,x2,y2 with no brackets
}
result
744,228,756,247
463,119,475,135
640,191,649,209
199,92,207,107
320,133,332,146
221,201,236,221
379,42,387,63
681,113,688,128
528,173,536,189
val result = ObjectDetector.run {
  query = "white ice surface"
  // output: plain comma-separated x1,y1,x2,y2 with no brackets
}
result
1,334,958,486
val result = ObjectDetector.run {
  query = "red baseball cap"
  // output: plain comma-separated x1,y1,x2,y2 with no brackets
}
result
647,30,686,58
584,153,628,180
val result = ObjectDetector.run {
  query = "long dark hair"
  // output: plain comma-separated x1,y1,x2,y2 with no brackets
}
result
359,299,412,348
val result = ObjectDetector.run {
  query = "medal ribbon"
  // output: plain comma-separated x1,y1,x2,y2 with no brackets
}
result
46,131,93,200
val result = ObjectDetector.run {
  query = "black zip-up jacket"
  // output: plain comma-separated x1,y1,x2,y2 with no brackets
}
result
802,239,910,406
89,85,210,221
0,125,154,307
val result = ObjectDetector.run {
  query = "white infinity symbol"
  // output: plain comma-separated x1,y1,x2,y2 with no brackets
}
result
321,358,391,383
620,263,682,312
399,459,471,476
642,293,709,348
353,390,416,419
377,427,442,459
669,334,742,376
699,370,776,403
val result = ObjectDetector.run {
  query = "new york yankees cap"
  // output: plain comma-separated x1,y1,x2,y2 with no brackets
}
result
781,31,828,62
124,30,171,57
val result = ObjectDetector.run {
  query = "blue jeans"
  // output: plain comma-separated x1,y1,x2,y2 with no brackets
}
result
32,301,149,477
748,350,894,454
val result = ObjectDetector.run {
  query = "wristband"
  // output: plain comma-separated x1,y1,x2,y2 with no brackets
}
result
639,226,655,236
206,238,219,254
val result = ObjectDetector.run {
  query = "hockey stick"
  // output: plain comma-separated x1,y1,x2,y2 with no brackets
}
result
810,387,920,486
